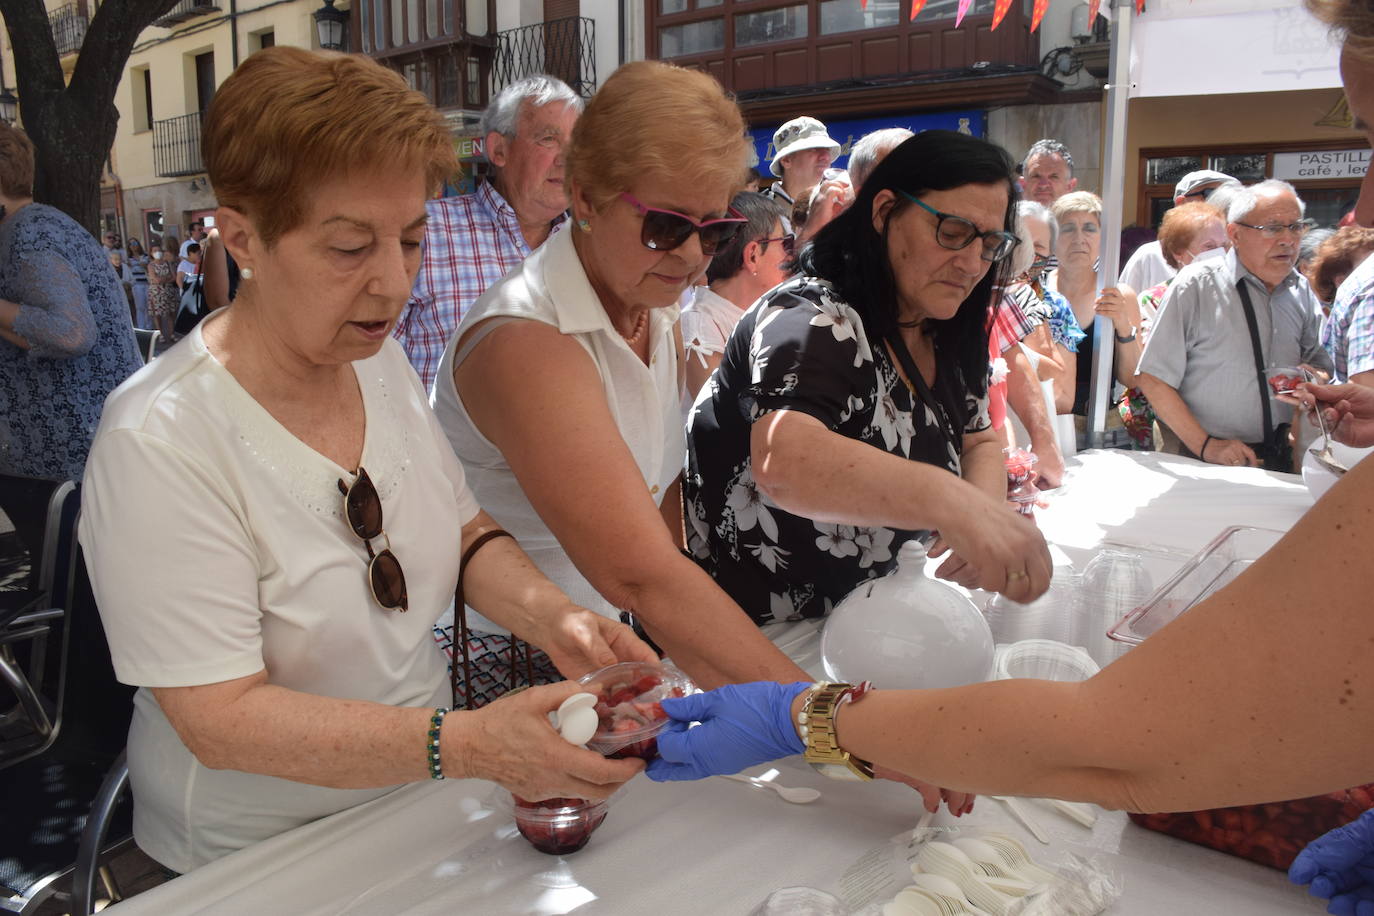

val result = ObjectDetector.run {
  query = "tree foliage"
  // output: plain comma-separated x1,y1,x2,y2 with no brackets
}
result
0,0,181,233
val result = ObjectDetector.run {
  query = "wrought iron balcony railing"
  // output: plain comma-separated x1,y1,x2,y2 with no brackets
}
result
152,111,203,178
48,4,87,58
153,0,223,28
492,16,595,99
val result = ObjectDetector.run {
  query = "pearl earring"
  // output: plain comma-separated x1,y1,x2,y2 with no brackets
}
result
240,266,254,280
576,218,591,232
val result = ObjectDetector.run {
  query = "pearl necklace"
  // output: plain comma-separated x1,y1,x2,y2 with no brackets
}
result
618,310,648,345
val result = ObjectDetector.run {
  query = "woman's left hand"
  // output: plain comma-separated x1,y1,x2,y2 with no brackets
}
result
537,605,659,680
1094,286,1140,336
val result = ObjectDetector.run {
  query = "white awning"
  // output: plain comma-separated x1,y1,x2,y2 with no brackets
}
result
1130,0,1341,99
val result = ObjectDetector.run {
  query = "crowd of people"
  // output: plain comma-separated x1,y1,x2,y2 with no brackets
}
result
4,0,1374,907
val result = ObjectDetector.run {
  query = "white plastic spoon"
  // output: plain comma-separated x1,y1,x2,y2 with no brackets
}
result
717,773,822,804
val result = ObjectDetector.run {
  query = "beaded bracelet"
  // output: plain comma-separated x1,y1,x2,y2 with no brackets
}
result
427,707,450,780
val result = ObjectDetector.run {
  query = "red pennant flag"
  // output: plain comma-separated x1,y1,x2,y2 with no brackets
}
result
955,0,973,27
909,0,928,20
991,0,1013,30
1136,0,1145,12
1030,0,1049,31
1088,0,1101,24
861,0,868,8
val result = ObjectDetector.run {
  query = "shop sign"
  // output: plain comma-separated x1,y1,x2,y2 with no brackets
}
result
1272,149,1369,181
454,135,484,161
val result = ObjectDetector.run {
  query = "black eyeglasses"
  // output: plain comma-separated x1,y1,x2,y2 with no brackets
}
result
337,467,408,612
619,193,747,255
757,233,795,256
899,191,1019,263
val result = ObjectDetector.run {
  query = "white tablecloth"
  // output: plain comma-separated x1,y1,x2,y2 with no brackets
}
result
110,450,1327,915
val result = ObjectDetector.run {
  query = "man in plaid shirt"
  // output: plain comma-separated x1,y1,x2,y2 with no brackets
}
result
394,75,583,390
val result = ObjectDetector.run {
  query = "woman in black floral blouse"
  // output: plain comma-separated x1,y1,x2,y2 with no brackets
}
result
684,131,1053,624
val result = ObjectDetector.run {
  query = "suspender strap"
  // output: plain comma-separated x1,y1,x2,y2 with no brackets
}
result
1233,279,1274,448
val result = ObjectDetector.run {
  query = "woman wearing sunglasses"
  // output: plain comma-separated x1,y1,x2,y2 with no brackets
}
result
684,131,1053,627
433,61,815,694
77,49,652,875
681,191,792,405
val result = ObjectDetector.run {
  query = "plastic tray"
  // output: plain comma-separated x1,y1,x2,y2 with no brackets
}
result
1108,526,1284,646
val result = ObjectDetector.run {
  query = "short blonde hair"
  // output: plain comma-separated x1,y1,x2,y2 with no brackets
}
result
203,47,457,247
1156,201,1224,270
568,60,751,211
1308,0,1374,64
1050,190,1103,223
0,122,35,199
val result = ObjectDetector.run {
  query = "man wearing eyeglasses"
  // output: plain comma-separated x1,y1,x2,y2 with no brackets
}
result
394,75,583,391
1135,180,1332,470
1119,170,1239,293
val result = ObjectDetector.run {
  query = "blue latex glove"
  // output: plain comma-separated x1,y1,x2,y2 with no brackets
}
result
646,682,811,782
1290,809,1374,915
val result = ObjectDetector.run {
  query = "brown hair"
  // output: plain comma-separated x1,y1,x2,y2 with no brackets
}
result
202,47,457,247
1306,225,1374,301
568,60,751,211
1157,201,1226,270
1307,0,1374,63
0,122,36,199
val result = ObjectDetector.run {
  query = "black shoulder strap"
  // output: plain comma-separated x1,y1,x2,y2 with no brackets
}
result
1233,279,1274,446
885,332,962,456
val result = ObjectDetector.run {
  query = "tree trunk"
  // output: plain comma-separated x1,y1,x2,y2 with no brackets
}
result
0,0,182,236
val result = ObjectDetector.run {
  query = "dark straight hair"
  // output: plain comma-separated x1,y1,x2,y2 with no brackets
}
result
795,130,1019,399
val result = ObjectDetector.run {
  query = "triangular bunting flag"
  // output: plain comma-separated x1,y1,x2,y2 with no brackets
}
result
910,0,928,20
991,0,1013,30
1135,0,1145,12
1030,0,1049,31
861,0,868,8
955,0,974,27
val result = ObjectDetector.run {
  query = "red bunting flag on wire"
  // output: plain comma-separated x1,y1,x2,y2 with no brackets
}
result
954,0,974,27
1030,0,1049,31
861,0,867,8
1088,0,1101,23
910,0,928,20
991,0,1014,29
1136,0,1146,12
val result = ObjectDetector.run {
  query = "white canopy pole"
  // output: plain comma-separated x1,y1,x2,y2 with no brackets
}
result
1087,0,1133,448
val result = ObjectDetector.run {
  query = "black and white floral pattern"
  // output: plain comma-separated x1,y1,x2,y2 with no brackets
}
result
684,277,989,625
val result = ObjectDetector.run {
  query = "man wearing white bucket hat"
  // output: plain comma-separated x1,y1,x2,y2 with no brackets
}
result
763,116,840,206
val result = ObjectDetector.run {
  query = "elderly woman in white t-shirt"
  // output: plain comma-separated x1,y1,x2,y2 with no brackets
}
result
680,191,792,405
77,48,652,875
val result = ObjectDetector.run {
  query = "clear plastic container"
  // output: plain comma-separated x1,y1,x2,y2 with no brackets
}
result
994,639,1101,682
1108,526,1284,646
578,661,695,761
509,794,609,856
1003,447,1039,489
1264,366,1306,397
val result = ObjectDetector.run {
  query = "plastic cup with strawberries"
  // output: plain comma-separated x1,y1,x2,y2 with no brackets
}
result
578,661,696,762
1003,447,1039,491
508,794,610,856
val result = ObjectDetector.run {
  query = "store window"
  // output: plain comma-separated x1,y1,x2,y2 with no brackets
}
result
1139,143,1364,229
660,18,725,57
735,4,808,47
820,0,900,34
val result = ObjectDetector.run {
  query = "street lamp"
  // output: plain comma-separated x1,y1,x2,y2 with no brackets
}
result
0,87,17,126
314,0,348,51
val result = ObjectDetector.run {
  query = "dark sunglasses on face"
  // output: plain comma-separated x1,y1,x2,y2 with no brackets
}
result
337,467,408,612
757,233,795,256
619,193,747,256
898,191,1019,263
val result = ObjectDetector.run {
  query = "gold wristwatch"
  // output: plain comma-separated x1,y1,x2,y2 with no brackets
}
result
800,681,874,782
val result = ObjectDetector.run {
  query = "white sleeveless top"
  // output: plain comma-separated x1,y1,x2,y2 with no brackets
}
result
432,228,686,630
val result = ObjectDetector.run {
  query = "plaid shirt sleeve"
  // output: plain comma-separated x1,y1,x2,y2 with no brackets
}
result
393,187,536,392
988,288,1039,354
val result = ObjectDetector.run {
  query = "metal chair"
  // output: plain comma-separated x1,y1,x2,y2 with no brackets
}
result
0,476,79,767
71,750,132,916
0,478,135,915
